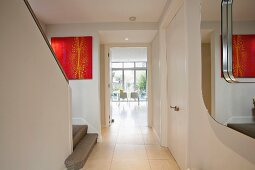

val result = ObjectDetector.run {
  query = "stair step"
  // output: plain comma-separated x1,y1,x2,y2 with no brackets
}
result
65,133,98,170
72,125,88,149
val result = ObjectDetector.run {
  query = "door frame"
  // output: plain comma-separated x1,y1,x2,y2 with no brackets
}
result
104,43,153,127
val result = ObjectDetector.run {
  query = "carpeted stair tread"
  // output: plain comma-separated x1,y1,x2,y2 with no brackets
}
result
65,133,98,170
72,125,88,149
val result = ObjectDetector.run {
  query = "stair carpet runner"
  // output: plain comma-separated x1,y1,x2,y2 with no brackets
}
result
65,125,98,170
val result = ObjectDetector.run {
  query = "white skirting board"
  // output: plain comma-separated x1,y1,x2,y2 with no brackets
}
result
152,127,160,144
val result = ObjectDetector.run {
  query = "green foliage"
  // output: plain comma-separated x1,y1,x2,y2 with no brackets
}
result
137,74,147,92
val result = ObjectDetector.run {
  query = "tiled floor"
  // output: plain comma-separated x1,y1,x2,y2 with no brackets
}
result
83,102,180,170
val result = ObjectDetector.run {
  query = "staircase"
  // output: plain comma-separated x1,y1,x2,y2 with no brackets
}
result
65,125,98,170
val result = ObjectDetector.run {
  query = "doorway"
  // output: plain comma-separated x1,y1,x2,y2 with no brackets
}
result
110,47,149,127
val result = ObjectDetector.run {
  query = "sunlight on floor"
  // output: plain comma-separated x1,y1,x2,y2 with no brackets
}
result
83,102,180,170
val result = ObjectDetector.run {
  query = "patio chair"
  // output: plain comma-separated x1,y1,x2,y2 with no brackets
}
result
131,92,140,105
119,90,128,105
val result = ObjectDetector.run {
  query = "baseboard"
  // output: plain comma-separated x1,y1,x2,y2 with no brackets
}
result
97,134,103,143
152,127,160,144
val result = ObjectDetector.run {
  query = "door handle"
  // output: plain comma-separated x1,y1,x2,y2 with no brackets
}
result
170,106,180,111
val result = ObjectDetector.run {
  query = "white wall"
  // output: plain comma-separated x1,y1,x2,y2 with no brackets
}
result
202,21,255,124
46,24,101,134
0,1,72,170
185,0,255,169
203,22,232,124
151,33,161,138
111,47,147,62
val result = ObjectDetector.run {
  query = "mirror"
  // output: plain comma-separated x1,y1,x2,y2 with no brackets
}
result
221,0,255,83
201,0,255,139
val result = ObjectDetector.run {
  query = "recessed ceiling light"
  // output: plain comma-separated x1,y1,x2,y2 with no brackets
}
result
129,16,136,21
125,38,129,41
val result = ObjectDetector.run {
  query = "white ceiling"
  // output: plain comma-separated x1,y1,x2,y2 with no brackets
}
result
28,0,168,24
202,0,255,21
111,47,147,62
99,30,157,44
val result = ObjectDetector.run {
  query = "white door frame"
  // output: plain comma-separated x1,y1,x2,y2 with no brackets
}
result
158,0,184,147
104,43,153,127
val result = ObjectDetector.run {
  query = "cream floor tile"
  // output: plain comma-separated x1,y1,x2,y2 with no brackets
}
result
101,129,118,135
102,127,120,134
146,145,173,160
121,120,141,127
110,160,151,170
113,144,147,160
149,160,180,170
143,134,160,145
84,102,179,170
117,134,144,145
138,121,149,127
114,144,146,151
101,134,118,144
88,143,115,160
82,160,111,170
141,127,155,135
118,126,142,135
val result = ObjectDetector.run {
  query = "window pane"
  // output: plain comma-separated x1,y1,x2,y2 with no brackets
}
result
124,70,134,92
112,62,122,68
135,62,147,68
112,70,123,101
136,70,147,100
124,62,134,68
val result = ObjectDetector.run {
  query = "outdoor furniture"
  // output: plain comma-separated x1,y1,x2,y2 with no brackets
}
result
131,92,140,105
119,90,128,105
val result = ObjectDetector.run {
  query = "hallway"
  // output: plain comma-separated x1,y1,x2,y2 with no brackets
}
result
83,102,180,170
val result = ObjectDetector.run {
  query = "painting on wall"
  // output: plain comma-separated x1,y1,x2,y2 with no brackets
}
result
221,35,255,78
232,35,255,77
51,36,92,79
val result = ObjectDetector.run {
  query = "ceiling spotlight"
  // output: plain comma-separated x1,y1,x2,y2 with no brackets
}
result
129,16,136,21
125,38,129,41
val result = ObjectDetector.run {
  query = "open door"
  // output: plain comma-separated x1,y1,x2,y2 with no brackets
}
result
108,49,113,126
104,46,112,127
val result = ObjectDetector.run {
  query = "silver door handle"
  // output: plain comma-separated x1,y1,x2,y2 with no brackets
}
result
170,106,180,111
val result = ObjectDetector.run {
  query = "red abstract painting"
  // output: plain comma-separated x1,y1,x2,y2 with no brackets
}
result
232,35,255,77
51,36,92,79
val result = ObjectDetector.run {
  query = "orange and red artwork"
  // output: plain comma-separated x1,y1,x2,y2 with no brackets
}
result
51,36,92,79
232,35,255,77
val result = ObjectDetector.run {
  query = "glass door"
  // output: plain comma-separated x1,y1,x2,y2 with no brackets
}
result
112,70,123,101
124,70,135,94
135,70,147,100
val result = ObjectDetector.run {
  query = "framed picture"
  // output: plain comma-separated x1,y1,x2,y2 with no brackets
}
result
232,35,255,78
51,36,92,79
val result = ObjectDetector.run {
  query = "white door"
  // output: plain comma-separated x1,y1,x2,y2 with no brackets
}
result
166,6,188,170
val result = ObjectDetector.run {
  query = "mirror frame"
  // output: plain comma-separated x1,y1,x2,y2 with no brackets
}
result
221,0,255,83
